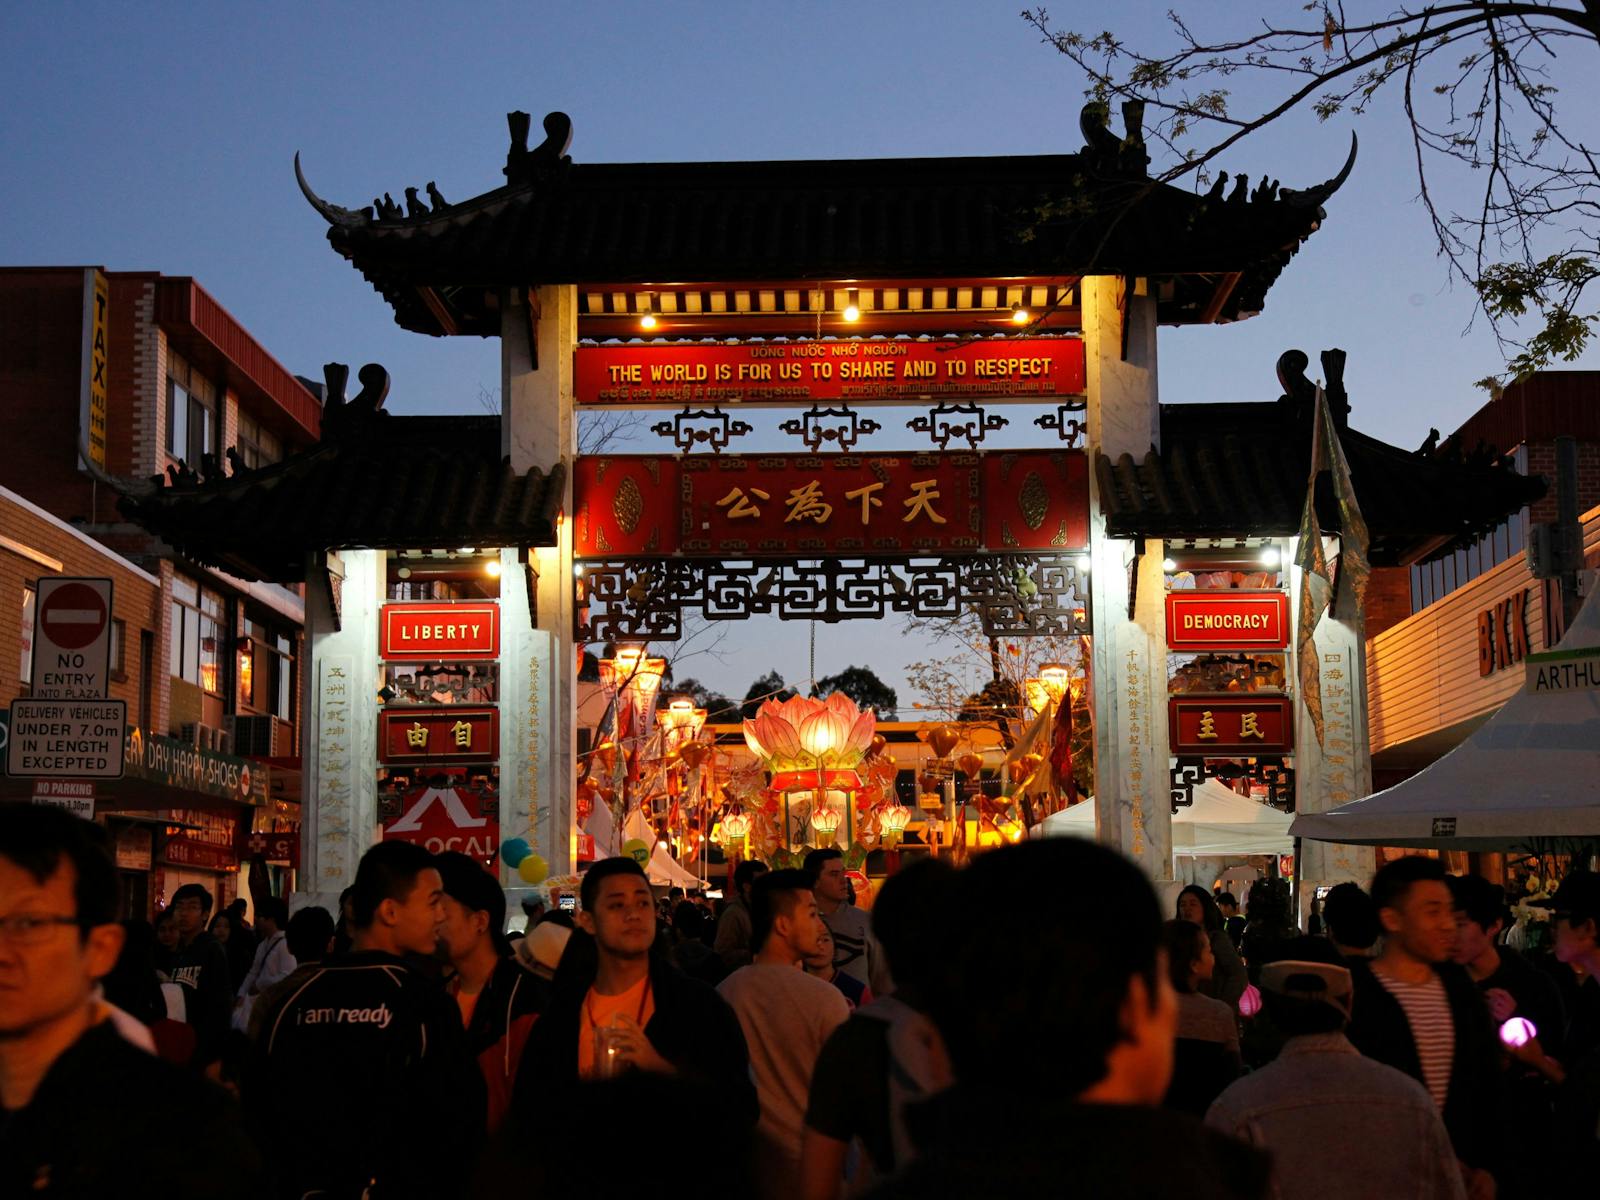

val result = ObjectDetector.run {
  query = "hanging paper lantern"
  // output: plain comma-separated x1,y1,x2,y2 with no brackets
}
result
517,854,549,885
956,752,984,780
499,838,532,868
743,693,876,774
928,725,960,758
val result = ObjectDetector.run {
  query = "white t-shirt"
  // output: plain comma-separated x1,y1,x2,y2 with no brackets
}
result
1375,969,1455,1110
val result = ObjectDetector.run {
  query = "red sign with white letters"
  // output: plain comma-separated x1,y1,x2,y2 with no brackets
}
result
1166,592,1290,652
575,338,1085,406
1168,696,1294,756
380,603,499,660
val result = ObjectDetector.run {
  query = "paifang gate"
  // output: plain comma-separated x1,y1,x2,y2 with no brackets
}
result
573,449,1091,641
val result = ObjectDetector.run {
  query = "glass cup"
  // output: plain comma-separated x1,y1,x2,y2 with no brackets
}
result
595,1024,625,1079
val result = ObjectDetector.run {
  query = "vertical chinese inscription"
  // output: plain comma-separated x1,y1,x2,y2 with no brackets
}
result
1317,647,1362,879
526,642,541,857
317,655,355,889
1124,646,1146,859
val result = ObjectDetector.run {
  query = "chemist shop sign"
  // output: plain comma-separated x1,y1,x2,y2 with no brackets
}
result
381,603,500,660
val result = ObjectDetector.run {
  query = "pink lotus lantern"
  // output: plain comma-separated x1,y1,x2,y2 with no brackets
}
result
744,693,876,850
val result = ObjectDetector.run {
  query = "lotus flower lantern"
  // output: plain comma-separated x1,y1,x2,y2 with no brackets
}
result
745,693,876,850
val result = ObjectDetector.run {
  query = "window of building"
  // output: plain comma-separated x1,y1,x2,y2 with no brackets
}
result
166,362,217,466
272,632,295,720
237,616,297,722
110,619,126,680
171,574,224,695
19,585,35,687
235,410,282,470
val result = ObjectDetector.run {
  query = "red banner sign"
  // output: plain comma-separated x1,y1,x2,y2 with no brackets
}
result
380,603,500,660
382,784,499,859
1166,592,1290,652
1168,696,1294,755
379,707,499,763
575,451,1087,558
575,338,1085,406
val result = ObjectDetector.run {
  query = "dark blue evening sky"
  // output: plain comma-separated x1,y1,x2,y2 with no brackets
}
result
4,2,1595,706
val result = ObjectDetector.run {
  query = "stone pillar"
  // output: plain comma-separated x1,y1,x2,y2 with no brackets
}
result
1288,536,1377,914
1083,276,1173,879
297,548,382,911
501,286,578,882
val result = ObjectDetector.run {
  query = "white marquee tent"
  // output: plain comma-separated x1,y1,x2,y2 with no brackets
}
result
1291,587,1600,850
1039,779,1294,859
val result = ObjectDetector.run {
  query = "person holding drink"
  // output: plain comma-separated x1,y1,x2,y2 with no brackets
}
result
511,857,755,1117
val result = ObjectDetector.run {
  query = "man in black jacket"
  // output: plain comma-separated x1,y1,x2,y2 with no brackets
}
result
168,881,232,1071
869,839,1270,1200
511,857,754,1118
1346,856,1503,1194
247,841,485,1199
0,803,262,1198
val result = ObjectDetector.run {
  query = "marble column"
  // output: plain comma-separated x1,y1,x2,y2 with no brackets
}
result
500,285,578,885
1083,276,1173,879
296,547,382,911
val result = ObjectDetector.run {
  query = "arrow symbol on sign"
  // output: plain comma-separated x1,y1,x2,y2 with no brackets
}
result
388,787,487,833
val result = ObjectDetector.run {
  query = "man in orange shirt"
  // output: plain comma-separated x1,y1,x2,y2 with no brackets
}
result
511,857,754,1117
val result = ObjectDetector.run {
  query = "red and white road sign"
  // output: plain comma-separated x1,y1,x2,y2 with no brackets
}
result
382,784,499,859
31,577,113,700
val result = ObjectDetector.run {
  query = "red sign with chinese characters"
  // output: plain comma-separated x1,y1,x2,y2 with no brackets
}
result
1166,592,1290,652
380,604,500,660
379,707,499,763
574,451,1087,558
1168,696,1294,756
575,338,1085,406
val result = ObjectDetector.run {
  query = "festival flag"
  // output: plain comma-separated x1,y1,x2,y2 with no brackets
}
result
1048,693,1078,809
1295,385,1371,744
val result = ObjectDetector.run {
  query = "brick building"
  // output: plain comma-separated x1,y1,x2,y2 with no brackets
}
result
0,267,321,914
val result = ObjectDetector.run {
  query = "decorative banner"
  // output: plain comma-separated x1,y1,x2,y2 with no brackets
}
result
575,338,1086,406
379,707,499,763
1169,696,1294,756
575,451,1087,558
1166,591,1290,652
382,783,499,858
381,603,500,660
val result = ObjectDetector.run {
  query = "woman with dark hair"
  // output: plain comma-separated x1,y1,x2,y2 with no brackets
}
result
1161,919,1243,1116
1176,885,1248,1013
1240,876,1300,983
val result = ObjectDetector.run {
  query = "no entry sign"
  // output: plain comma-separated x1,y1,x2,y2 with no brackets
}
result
31,577,113,700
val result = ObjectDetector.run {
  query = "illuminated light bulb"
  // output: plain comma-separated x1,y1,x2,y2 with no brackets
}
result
1260,546,1281,567
1162,558,1178,572
842,288,860,322
573,564,585,578
640,312,657,330
1076,553,1093,573
484,559,502,578
1010,303,1030,324
640,291,657,330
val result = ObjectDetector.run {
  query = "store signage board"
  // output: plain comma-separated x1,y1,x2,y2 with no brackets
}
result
575,451,1088,558
1169,695,1294,756
1524,645,1600,694
383,783,499,858
238,828,300,867
122,728,263,805
378,707,499,763
1166,592,1289,652
6,699,126,779
30,577,113,699
575,338,1086,406
161,807,241,871
380,603,500,660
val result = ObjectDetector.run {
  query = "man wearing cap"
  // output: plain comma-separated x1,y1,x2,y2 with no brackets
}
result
1206,961,1466,1198
435,851,550,1133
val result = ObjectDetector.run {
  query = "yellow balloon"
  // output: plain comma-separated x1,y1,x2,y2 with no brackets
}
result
517,853,549,885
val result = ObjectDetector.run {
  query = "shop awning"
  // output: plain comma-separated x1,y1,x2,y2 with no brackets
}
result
1291,589,1600,850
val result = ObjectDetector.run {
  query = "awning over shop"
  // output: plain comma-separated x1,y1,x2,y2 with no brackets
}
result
1291,589,1600,850
1039,781,1293,859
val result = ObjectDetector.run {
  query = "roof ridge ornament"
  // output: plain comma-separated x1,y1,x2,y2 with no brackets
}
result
294,152,374,227
505,110,573,187
1280,132,1358,210
320,361,390,441
1079,101,1150,177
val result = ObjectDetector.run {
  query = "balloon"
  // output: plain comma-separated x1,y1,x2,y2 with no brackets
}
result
517,854,549,885
957,752,984,780
499,838,532,868
928,725,959,758
621,838,651,866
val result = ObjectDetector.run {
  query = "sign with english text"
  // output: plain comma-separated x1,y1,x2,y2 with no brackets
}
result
7,699,126,779
1168,695,1294,756
383,784,499,859
381,603,500,660
30,577,113,700
575,338,1086,406
1165,592,1290,653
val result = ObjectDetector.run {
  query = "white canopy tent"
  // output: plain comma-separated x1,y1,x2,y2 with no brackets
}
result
1038,779,1294,858
1291,587,1600,850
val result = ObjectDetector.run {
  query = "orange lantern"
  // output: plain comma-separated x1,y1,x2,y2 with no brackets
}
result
956,752,984,780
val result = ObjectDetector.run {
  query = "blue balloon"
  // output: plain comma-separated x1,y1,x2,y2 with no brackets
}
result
499,838,532,868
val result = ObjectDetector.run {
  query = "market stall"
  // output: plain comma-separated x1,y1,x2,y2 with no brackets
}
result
1039,780,1294,859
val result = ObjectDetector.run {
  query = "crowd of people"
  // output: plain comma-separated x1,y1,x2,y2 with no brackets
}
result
3,799,1599,1198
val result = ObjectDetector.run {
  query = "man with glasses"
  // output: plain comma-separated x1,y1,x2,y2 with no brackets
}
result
0,803,261,1196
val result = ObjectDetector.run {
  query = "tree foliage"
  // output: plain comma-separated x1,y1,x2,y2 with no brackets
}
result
813,665,900,718
1024,3,1600,380
741,669,797,720
670,677,739,724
